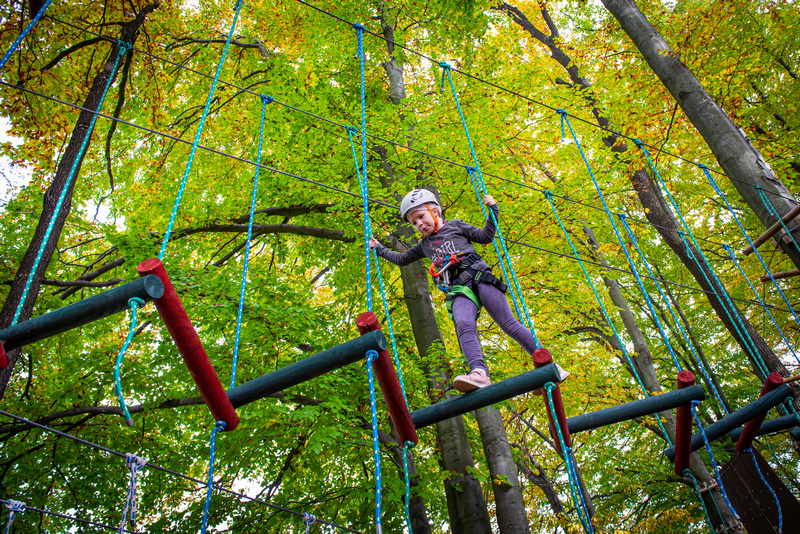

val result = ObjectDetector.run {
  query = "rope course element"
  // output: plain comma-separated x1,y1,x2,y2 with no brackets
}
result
365,350,383,534
746,448,782,533
119,454,147,534
545,383,594,533
158,0,244,259
683,471,717,533
0,0,53,73
0,497,137,533
352,23,372,312
0,410,362,533
3,500,24,534
303,512,317,533
402,440,414,534
200,420,226,534
231,94,273,389
439,62,538,345
10,40,131,326
114,297,145,427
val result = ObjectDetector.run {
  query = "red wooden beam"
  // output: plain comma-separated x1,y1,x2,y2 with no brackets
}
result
735,372,784,453
356,312,418,447
137,258,239,431
673,370,696,475
533,348,570,454
0,343,6,370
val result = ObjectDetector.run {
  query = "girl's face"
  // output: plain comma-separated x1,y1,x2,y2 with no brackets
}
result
408,206,439,236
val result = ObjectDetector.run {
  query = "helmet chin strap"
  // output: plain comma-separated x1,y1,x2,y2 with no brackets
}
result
425,204,441,233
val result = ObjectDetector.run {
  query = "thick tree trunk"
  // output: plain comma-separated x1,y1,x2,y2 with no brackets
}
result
601,0,800,268
0,3,159,399
475,407,530,533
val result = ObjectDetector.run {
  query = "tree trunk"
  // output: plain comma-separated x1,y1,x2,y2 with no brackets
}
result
475,406,530,533
601,0,800,268
0,3,160,399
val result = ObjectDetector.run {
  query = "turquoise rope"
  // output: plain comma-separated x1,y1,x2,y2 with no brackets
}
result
683,470,717,533
114,297,145,428
0,0,53,73
542,191,672,445
403,440,414,534
618,215,729,412
634,141,765,375
158,0,244,259
200,420,226,534
352,23,372,313
722,244,797,363
701,167,800,330
465,166,525,326
691,401,739,521
231,94,272,389
11,40,131,326
365,350,382,533
439,62,538,344
545,383,594,533
746,448,782,533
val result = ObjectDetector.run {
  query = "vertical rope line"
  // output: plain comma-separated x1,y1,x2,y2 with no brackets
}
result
302,512,317,533
119,453,146,534
701,167,800,326
635,142,765,373
114,297,145,428
683,470,716,533
542,192,674,442
200,420,226,534
439,61,537,342
11,40,131,326
545,383,594,533
691,402,739,521
723,244,797,362
0,0,54,73
619,215,734,412
3,500,24,534
231,94,272,389
158,0,244,259
465,167,524,325
351,23,372,313
365,350,382,534
746,448,782,533
403,440,414,534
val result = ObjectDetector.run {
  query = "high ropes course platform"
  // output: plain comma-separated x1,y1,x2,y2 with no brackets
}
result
0,0,799,533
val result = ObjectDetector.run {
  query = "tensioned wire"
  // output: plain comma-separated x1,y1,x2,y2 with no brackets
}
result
291,0,797,206
37,11,770,252
0,409,364,533
2,78,795,319
0,497,138,533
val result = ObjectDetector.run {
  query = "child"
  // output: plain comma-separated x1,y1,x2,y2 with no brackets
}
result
369,188,565,392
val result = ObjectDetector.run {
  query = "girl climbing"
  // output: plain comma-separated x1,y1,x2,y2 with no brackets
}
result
370,188,568,392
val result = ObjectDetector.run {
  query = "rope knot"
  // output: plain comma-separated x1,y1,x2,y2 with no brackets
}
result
344,125,359,135
465,165,478,175
753,184,762,190
302,512,317,533
543,190,553,199
260,95,274,105
555,108,567,115
366,350,379,363
4,500,24,513
691,400,700,408
697,163,708,170
215,420,227,432
616,212,627,220
117,40,133,54
632,138,644,149
439,61,451,70
128,297,145,309
352,23,365,31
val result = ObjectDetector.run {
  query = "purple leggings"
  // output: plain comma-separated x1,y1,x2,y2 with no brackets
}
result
450,279,538,374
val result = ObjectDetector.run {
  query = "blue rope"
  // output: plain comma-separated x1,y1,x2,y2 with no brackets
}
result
365,350,382,533
352,23,372,313
231,94,272,389
542,191,672,444
691,401,739,521
722,244,797,363
11,40,131,326
683,470,716,533
158,0,244,259
746,448,782,533
302,512,317,533
119,453,146,534
403,440,414,534
440,62,538,344
545,383,594,533
634,141,766,376
0,0,53,74
3,500,24,534
701,166,800,330
618,215,729,413
200,420,226,534
114,297,145,428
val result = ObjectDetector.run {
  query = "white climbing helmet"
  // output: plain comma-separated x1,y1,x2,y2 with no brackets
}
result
400,188,440,221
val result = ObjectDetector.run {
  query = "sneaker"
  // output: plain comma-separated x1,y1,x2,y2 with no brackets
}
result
453,369,492,393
